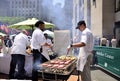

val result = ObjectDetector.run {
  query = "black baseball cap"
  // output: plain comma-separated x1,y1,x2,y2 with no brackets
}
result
76,20,86,29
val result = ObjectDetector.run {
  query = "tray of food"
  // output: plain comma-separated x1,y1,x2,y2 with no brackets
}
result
38,55,76,75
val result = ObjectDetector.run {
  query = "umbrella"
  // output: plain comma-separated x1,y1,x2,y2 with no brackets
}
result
0,32,6,36
9,18,55,30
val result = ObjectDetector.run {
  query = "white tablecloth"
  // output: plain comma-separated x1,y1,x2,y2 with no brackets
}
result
0,53,33,76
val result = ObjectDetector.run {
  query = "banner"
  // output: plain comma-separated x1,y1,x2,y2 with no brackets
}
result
94,46,120,77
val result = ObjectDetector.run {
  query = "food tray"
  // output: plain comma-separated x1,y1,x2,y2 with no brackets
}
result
38,55,76,75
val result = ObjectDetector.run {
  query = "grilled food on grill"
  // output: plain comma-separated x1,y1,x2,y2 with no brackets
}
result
40,55,76,74
58,55,76,60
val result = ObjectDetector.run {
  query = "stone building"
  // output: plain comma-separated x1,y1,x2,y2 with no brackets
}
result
7,0,41,19
0,0,9,17
72,0,118,39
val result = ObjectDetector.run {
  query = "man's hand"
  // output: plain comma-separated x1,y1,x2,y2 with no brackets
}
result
67,45,71,53
44,43,50,46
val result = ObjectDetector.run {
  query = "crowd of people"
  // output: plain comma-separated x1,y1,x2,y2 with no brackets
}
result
0,35,13,54
0,21,54,81
94,35,118,48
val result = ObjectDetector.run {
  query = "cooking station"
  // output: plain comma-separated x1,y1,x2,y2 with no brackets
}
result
38,55,76,81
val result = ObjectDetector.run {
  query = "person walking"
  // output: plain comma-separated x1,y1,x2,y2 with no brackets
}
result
4,35,13,54
111,36,117,48
31,20,50,81
67,20,94,81
4,35,13,48
100,36,107,46
9,30,30,79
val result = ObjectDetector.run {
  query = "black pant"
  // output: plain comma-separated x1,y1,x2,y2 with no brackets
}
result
32,49,48,81
9,54,25,79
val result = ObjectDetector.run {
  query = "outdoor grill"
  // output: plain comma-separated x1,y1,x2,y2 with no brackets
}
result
38,55,77,81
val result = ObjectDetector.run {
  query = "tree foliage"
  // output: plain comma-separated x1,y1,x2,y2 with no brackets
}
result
0,17,25,25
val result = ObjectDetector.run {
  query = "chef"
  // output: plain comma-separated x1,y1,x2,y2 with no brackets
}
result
9,30,30,79
42,33,53,60
67,20,93,81
31,20,51,81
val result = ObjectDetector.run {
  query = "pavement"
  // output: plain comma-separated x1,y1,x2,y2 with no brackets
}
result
67,68,118,81
38,66,119,81
0,66,119,81
67,66,118,81
91,67,118,81
66,67,118,81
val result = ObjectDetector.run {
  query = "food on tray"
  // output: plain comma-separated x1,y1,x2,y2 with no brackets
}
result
59,61,64,64
41,63,48,66
52,64,59,68
50,59,72,65
57,65,65,68
55,61,60,64
50,60,61,64
50,60,56,64
47,64,52,67
64,61,70,65
58,55,76,60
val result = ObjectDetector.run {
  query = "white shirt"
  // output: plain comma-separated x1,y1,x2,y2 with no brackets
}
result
80,28,93,56
111,38,117,48
77,28,94,71
31,28,46,50
11,33,29,55
106,40,110,47
100,37,107,46
42,38,53,60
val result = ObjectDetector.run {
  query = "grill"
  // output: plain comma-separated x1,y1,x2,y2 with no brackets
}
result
38,55,76,80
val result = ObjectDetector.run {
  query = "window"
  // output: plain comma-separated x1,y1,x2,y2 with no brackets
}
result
93,0,96,7
116,0,120,12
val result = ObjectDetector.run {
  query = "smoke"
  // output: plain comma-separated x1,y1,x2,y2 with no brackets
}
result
53,0,65,8
41,0,72,30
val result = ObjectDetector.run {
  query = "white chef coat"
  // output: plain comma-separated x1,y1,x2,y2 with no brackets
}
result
11,33,29,55
31,28,45,50
42,38,53,60
77,28,93,72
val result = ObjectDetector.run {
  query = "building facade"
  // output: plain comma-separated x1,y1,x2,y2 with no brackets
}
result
73,0,115,39
7,0,41,19
72,0,84,39
90,0,115,39
0,0,9,17
64,0,73,30
115,0,120,46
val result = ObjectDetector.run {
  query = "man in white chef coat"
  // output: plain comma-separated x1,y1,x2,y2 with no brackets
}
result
31,20,51,81
67,20,93,81
9,30,30,79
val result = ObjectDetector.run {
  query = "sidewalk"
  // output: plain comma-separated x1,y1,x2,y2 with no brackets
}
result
0,66,118,81
67,66,118,81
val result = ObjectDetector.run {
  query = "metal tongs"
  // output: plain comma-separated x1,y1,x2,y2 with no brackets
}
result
64,51,69,60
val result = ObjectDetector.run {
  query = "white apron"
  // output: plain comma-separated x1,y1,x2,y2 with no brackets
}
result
76,47,88,72
42,46,50,60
